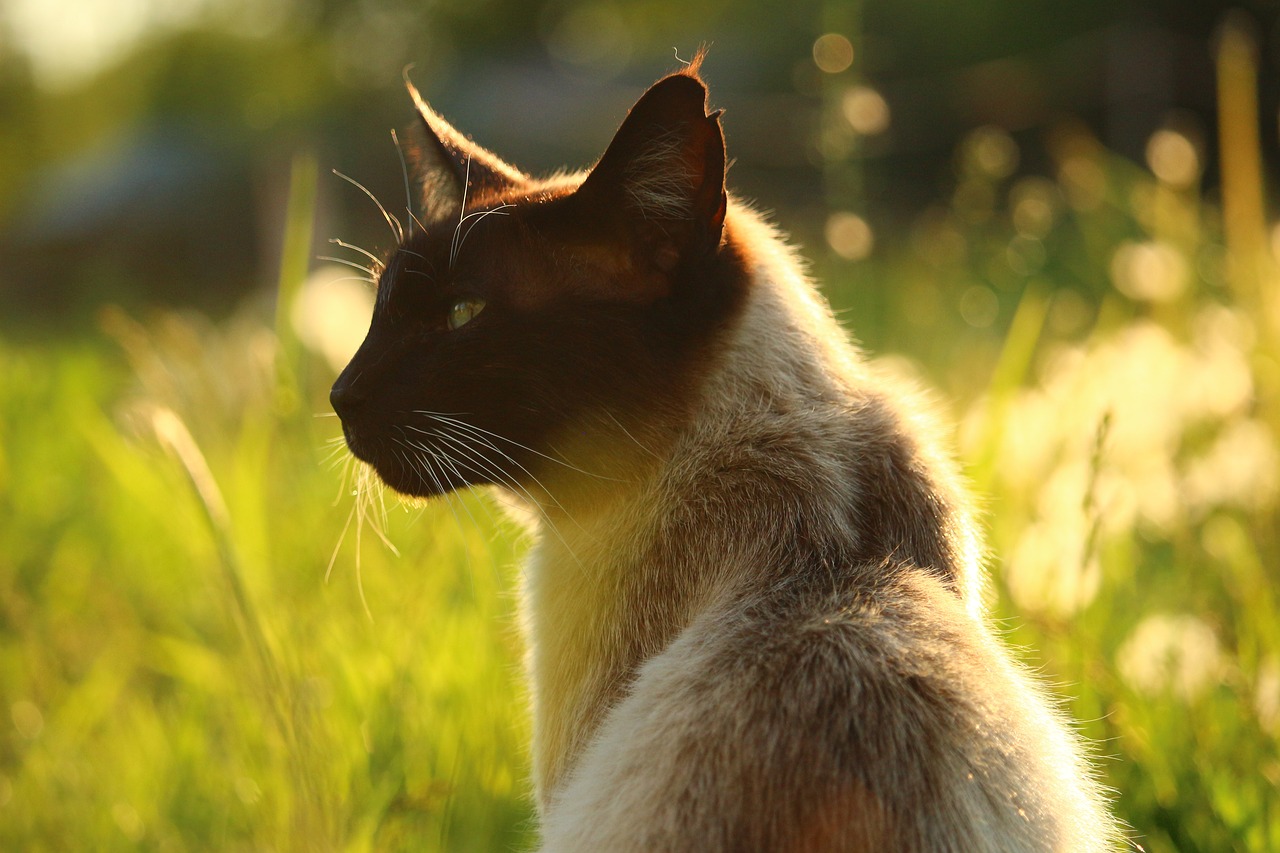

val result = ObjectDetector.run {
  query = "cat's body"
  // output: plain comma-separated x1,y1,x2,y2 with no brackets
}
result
331,63,1120,850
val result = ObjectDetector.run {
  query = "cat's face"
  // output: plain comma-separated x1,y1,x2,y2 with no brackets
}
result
330,70,743,499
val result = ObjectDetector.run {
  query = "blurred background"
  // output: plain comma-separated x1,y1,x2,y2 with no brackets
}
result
2,0,1279,850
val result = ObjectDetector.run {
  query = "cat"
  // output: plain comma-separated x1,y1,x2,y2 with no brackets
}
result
329,59,1122,851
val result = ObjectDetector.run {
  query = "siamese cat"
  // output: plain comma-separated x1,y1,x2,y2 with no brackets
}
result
330,62,1121,851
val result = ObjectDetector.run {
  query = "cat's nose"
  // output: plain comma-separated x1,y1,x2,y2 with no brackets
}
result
329,377,362,421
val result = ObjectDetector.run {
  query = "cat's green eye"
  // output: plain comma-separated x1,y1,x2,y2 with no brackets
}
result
447,297,486,330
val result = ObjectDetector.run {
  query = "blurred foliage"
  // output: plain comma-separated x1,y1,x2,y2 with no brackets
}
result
2,0,1277,324
3,0,1280,850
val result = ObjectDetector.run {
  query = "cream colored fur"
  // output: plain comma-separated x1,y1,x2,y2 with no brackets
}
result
507,201,1120,851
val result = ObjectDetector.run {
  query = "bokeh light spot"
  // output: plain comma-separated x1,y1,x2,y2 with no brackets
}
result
1009,177,1059,238
1146,129,1201,190
292,265,375,373
1117,614,1223,700
962,126,1019,180
1058,156,1107,211
825,212,874,260
841,86,890,135
813,33,854,74
1109,241,1188,303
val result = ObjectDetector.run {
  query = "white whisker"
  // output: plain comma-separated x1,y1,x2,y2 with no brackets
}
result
396,246,434,280
316,255,378,278
332,454,354,504
449,155,473,265
333,168,403,243
408,411,621,481
451,205,514,267
408,208,429,235
324,448,403,623
321,274,378,288
393,432,492,576
320,443,350,469
422,417,583,545
428,430,553,521
353,483,372,620
391,128,416,237
426,423,584,564
329,238,385,270
602,409,662,461
326,497,358,584
434,423,580,529
411,446,478,581
403,411,597,549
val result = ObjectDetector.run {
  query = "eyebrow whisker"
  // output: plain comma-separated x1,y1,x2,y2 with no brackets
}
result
329,238,385,268
317,255,378,277
333,168,404,243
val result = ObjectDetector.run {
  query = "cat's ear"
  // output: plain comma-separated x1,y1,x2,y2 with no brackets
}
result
578,70,727,272
404,78,526,222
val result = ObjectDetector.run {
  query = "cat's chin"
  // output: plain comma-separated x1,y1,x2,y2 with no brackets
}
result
340,432,473,499
368,455,474,500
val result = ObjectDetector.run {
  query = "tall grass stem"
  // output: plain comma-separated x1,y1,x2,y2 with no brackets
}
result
274,153,319,418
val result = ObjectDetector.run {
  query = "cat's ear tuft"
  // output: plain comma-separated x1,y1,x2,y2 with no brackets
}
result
403,76,526,223
579,71,727,269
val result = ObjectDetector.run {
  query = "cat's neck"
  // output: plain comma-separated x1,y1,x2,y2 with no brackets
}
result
514,203,900,801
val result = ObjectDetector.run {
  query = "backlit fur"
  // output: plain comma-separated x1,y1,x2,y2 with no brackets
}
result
528,204,1117,850
331,66,1122,851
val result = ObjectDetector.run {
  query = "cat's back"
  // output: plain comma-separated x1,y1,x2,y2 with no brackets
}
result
542,564,1113,852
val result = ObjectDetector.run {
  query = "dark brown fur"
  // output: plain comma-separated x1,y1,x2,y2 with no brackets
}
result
332,73,745,498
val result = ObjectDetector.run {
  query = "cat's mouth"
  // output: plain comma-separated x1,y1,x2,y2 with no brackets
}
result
340,421,474,499
338,422,380,467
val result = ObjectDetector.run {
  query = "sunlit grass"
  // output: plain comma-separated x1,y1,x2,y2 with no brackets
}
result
0,317,535,851
0,155,537,851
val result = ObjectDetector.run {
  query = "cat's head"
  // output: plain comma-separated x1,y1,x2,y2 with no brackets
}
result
330,66,746,500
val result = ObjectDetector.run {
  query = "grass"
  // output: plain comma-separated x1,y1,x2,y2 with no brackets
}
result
0,313,535,851
0,159,534,851
4,35,1280,853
